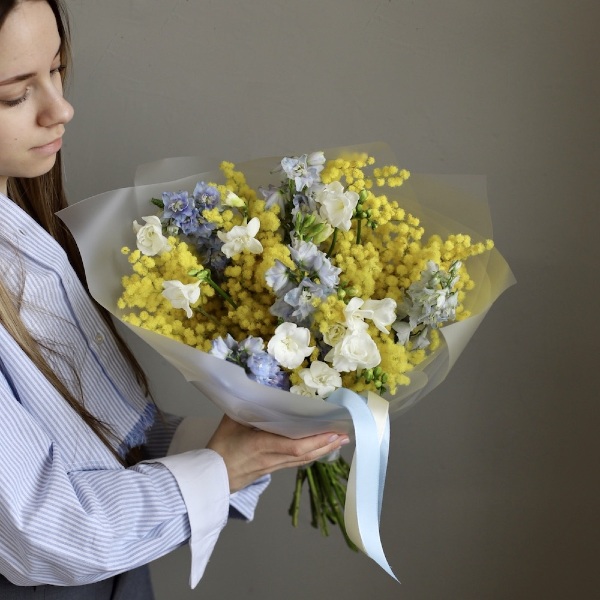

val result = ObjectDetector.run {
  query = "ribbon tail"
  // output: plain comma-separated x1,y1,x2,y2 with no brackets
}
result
326,388,398,581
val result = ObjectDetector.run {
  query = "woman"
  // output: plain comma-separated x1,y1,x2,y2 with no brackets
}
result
0,1,349,597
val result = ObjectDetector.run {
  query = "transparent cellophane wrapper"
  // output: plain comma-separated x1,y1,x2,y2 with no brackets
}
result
58,143,515,437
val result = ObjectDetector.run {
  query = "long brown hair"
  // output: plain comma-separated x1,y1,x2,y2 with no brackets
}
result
1,0,150,464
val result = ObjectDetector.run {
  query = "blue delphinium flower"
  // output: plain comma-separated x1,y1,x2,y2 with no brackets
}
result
265,260,295,296
209,335,289,390
270,297,295,321
290,238,322,272
394,261,462,350
193,182,221,210
177,214,203,237
162,191,195,221
238,336,264,356
260,184,287,214
188,220,217,240
290,192,318,221
315,253,341,289
162,191,201,235
210,334,238,359
281,155,322,191
197,234,228,277
276,278,330,327
289,239,340,290
266,238,339,327
247,351,290,389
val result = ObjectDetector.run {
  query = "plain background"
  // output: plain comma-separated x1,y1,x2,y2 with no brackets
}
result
61,1,598,599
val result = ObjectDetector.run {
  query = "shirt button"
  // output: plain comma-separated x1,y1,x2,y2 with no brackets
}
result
95,333,105,344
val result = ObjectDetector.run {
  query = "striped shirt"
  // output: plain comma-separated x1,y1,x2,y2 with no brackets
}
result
0,193,268,588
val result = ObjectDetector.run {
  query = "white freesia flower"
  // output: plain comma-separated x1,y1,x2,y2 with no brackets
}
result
343,297,370,332
359,298,397,334
323,322,347,347
161,280,201,319
344,297,397,334
133,215,171,256
314,181,359,231
290,382,318,397
307,151,326,167
217,217,263,258
267,322,314,369
224,190,246,208
299,360,342,397
325,328,381,372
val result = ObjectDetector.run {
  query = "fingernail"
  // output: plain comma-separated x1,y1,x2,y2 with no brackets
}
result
340,436,350,446
327,434,340,443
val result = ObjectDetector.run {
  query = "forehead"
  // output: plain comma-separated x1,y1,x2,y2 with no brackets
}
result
0,1,60,74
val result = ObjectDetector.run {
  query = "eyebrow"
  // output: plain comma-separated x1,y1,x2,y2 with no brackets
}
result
0,48,61,87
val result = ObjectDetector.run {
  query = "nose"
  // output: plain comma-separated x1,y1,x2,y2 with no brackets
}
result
37,84,74,128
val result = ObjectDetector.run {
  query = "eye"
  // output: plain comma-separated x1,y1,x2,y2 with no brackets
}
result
0,89,30,107
50,64,67,77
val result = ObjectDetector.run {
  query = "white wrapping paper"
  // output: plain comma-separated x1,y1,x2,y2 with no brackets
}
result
58,143,515,433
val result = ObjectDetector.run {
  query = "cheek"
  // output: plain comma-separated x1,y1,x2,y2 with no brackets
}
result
0,122,20,151
0,110,27,137
0,137,22,166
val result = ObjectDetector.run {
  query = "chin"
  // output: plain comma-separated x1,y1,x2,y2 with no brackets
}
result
23,156,58,179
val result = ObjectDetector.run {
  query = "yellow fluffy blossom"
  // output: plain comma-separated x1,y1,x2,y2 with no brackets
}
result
117,150,494,403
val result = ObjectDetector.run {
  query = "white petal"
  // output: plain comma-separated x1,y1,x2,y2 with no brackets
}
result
246,217,261,237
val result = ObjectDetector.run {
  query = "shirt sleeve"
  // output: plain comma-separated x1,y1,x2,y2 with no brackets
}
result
153,451,229,588
0,380,228,588
142,411,184,459
166,416,271,521
148,417,270,586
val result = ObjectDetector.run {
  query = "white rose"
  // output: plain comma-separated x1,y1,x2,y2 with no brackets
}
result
217,217,263,258
133,215,171,256
326,329,381,372
314,181,359,231
299,360,342,397
161,280,201,318
267,322,314,369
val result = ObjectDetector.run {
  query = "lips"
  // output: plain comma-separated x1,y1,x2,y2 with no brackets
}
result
31,137,63,154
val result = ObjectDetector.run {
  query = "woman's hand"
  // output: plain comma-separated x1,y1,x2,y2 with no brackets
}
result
206,415,350,493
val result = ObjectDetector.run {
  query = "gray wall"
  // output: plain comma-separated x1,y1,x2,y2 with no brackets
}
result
62,1,599,598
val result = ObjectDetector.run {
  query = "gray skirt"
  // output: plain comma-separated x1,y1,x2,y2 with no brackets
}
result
0,565,154,600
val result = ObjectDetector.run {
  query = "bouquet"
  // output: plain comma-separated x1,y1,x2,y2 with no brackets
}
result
58,143,515,578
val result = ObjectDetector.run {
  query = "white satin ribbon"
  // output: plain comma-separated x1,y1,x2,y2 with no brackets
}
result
326,388,397,581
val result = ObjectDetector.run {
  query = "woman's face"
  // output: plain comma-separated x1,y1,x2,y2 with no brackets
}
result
0,0,73,195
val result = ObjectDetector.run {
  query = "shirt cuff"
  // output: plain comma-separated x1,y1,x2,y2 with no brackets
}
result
154,449,229,588
229,474,271,521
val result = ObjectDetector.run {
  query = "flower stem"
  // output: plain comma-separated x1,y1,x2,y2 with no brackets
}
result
288,458,358,551
288,469,306,527
356,218,363,245
326,228,339,257
196,306,219,324
305,466,321,529
206,275,238,309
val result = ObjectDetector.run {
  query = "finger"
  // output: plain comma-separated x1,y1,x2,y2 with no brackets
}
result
264,433,350,471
